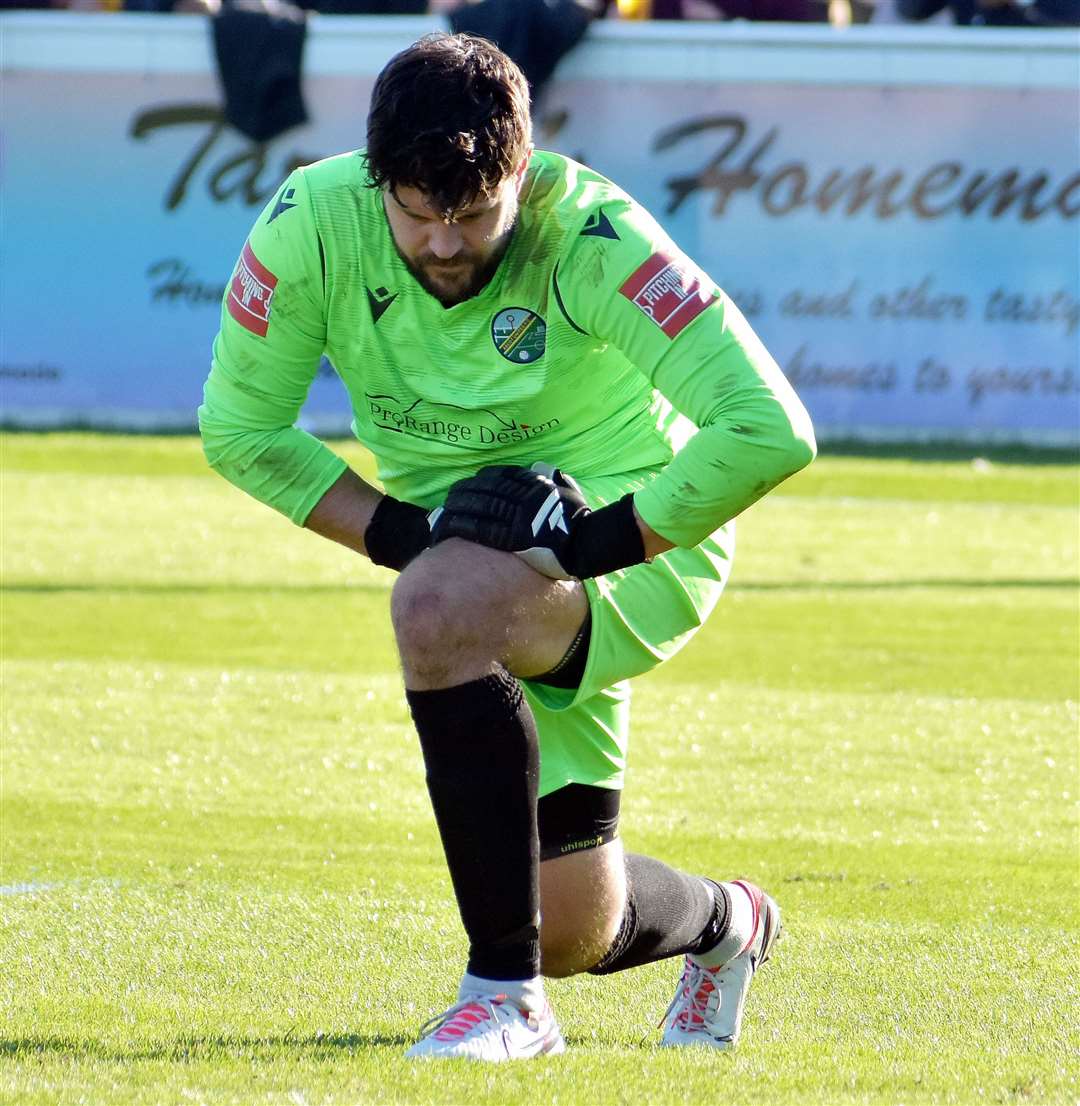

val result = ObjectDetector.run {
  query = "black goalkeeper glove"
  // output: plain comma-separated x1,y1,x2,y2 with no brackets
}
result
429,463,646,580
364,494,434,572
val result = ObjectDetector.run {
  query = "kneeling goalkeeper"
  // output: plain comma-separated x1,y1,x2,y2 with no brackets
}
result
199,32,815,1060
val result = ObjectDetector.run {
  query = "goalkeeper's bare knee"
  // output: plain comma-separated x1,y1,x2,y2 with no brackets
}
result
390,538,586,691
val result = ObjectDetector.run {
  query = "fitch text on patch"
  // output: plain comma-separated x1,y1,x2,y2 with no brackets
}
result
226,242,278,337
619,252,717,339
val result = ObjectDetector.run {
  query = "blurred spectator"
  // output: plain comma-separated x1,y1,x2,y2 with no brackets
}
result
205,0,609,142
212,0,307,138
439,0,609,103
896,0,1079,23
123,0,217,10
0,0,124,6
301,1,427,10
613,0,824,21
121,0,427,11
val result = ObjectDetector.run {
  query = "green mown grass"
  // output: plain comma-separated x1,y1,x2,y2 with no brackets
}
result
1,433,1077,1105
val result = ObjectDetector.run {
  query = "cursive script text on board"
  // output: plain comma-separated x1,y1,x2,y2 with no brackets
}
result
657,116,1079,222
785,346,1078,408
734,275,1078,337
148,259,226,306
131,104,1080,227
130,105,317,212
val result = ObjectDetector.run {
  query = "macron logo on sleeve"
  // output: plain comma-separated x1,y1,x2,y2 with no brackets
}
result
619,251,718,339
226,241,278,337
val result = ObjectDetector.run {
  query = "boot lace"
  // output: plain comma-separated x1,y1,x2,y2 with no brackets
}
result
660,961,719,1032
419,994,507,1043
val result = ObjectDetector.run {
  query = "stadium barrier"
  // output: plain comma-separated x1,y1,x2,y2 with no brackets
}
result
1,12,1077,443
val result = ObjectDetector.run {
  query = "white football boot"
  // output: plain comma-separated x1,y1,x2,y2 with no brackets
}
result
405,990,565,1061
660,880,782,1050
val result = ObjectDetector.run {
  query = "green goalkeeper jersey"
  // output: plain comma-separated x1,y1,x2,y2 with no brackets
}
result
200,149,814,547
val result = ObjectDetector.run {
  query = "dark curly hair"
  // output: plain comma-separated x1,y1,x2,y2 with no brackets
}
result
364,33,532,219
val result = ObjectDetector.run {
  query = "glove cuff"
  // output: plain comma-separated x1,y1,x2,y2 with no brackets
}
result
365,495,430,572
571,493,647,579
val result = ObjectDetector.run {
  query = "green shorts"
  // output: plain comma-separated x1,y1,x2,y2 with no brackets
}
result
522,469,735,798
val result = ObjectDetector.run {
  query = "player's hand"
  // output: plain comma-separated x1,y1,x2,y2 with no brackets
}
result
429,462,646,580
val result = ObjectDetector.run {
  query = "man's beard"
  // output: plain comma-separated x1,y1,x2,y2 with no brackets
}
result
398,213,518,308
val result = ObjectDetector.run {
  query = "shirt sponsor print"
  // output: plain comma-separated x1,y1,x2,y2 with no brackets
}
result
619,251,718,339
492,307,547,363
365,392,560,447
226,241,277,337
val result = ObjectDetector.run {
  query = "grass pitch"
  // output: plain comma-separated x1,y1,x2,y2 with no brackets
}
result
1,433,1077,1105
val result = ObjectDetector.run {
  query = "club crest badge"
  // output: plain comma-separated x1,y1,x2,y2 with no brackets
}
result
492,307,547,363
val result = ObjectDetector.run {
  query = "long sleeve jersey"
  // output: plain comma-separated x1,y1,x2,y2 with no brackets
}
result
199,149,815,547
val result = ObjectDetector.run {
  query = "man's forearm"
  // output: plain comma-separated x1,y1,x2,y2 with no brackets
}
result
304,467,385,557
305,467,433,571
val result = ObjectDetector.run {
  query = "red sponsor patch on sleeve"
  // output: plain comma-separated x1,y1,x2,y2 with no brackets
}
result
226,241,278,337
619,251,717,339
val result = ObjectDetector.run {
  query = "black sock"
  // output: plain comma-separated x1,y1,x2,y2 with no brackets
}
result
588,854,730,975
405,670,540,981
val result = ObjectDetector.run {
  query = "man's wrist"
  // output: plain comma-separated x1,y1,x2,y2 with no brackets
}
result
632,502,678,561
570,493,647,578
365,494,431,571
